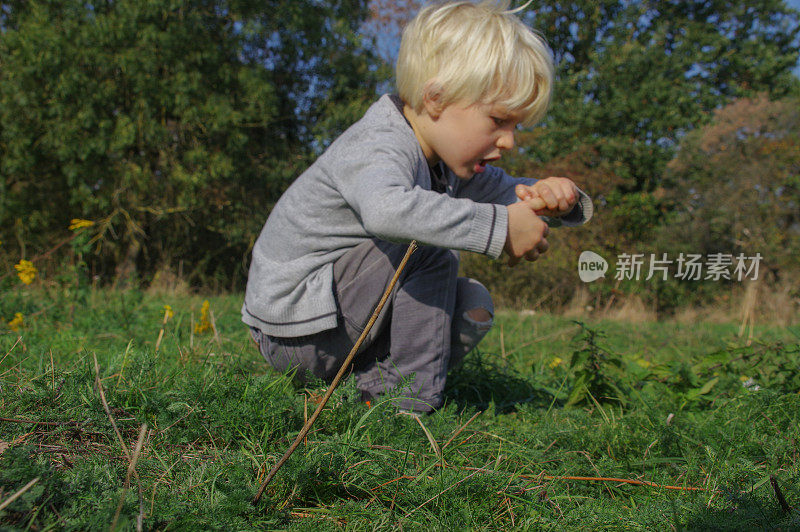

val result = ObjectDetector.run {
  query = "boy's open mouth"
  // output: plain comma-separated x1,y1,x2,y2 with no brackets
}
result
474,157,497,173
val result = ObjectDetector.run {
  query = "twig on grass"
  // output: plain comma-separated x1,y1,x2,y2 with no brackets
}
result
252,241,418,505
370,475,416,491
154,309,171,354
0,336,23,368
410,414,442,462
770,475,792,513
0,477,40,512
49,349,55,392
415,462,710,493
93,353,130,460
540,475,708,492
0,417,89,427
442,410,483,450
111,423,148,531
209,309,221,346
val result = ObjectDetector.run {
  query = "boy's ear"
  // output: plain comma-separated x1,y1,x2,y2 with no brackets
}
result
421,80,445,119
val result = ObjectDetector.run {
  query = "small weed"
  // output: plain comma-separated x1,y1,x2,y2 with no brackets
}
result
565,321,626,407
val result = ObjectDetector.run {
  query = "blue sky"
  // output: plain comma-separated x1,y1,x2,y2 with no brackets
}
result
789,0,800,76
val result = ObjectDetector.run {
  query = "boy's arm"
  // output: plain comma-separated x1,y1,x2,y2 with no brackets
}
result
455,165,593,227
337,145,509,259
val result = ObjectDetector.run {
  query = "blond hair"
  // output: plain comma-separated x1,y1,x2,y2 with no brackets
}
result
396,1,554,127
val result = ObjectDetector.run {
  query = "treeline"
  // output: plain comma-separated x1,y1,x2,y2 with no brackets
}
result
1,0,799,312
0,0,385,288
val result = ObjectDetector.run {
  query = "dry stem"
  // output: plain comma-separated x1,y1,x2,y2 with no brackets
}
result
0,477,40,512
252,241,418,505
93,353,130,460
111,423,148,531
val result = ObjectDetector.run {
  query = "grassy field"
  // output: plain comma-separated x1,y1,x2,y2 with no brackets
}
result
1,286,799,530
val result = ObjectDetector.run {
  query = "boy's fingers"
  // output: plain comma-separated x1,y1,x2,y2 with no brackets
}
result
524,249,540,261
567,184,578,205
536,186,559,210
515,184,534,200
525,196,547,212
536,237,550,254
558,193,570,212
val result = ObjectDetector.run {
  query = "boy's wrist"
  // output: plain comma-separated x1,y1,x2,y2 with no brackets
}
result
470,203,507,259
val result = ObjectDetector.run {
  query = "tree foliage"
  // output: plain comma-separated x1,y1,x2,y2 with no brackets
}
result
0,0,380,285
1,0,799,297
522,0,800,188
662,94,800,282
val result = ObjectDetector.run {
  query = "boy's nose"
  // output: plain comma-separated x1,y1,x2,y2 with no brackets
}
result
496,130,515,151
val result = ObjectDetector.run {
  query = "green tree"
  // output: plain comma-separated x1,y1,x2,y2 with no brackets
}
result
523,0,800,192
0,0,380,286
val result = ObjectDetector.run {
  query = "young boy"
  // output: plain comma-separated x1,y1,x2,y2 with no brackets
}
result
242,0,592,412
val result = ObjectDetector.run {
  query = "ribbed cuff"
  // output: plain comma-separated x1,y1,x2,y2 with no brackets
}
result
559,188,594,227
469,204,507,259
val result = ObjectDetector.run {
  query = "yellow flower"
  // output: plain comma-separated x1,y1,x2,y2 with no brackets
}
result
636,359,651,369
15,260,37,285
163,305,174,320
8,313,24,331
739,375,750,382
194,300,213,334
548,357,563,369
69,219,95,231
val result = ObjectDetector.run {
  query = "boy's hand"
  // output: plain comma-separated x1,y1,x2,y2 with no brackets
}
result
515,177,578,217
505,201,550,267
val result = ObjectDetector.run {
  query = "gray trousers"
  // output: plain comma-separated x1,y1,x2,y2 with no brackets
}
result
251,239,494,412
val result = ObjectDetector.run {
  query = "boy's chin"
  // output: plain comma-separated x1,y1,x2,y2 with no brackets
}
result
452,166,479,180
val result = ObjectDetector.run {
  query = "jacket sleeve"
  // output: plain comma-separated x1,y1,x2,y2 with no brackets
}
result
334,141,508,259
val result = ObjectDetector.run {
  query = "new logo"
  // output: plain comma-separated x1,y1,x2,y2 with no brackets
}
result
578,251,608,282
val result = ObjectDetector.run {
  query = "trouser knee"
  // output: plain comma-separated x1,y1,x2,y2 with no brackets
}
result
450,278,494,368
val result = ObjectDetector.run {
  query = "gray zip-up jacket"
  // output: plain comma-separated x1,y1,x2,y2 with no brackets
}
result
242,95,592,337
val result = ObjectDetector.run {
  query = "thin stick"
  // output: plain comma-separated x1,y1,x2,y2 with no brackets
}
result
0,417,87,427
0,336,22,367
442,410,483,450
154,310,170,353
0,477,40,512
111,423,148,531
252,241,418,505
49,349,55,392
412,414,442,461
303,395,308,448
93,353,131,461
209,309,221,346
770,475,792,513
435,463,709,492
540,475,707,492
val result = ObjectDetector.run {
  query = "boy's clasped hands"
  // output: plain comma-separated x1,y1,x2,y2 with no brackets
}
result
504,177,579,267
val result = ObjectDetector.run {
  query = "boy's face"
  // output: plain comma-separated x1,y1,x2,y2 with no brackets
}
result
416,99,523,180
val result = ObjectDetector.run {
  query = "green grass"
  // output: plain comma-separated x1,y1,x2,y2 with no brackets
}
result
1,285,799,530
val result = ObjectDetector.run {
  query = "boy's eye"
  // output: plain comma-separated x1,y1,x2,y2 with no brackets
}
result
491,116,506,126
